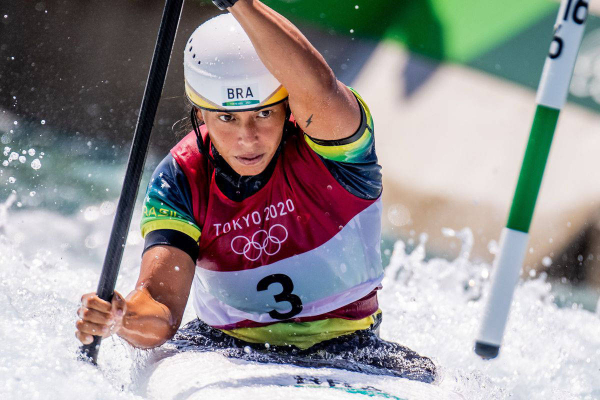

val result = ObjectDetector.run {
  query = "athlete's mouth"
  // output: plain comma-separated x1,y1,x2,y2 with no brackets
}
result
235,154,264,165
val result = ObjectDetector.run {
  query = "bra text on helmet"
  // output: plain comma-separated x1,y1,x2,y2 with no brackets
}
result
221,84,260,107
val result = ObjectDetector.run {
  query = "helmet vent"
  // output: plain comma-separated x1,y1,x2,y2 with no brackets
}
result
188,38,193,44
193,54,196,59
197,61,202,65
189,46,193,52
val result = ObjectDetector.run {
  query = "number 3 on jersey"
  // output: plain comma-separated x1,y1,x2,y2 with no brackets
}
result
257,274,303,320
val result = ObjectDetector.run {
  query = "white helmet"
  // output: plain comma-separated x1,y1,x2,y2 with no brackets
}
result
184,14,288,112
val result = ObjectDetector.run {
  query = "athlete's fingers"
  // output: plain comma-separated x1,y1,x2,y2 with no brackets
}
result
76,319,110,338
81,293,112,313
111,291,126,318
75,330,93,345
78,307,114,325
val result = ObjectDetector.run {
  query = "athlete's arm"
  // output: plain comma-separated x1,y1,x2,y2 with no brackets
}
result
76,245,195,349
229,0,361,141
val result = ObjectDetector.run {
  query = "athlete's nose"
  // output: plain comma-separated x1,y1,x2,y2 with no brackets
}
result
237,119,259,146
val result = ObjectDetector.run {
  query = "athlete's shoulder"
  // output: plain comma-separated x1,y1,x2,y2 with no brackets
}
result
141,152,202,260
170,128,214,184
171,131,202,163
286,88,381,200
303,87,375,164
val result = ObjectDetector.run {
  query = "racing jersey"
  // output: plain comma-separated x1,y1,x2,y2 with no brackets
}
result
141,88,383,349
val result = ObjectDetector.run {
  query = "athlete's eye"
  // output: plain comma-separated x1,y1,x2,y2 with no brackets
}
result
257,110,272,118
218,114,234,122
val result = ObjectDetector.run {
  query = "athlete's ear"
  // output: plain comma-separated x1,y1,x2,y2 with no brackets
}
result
195,107,205,124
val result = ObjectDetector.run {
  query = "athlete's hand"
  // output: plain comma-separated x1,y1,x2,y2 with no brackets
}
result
75,291,127,345
212,0,240,10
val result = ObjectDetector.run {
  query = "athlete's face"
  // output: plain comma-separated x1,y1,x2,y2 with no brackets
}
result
199,103,287,176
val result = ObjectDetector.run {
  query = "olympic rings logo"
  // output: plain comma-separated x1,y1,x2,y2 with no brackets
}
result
231,224,289,261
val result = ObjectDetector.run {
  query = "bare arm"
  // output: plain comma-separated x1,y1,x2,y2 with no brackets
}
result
118,245,195,348
229,0,361,140
76,245,195,349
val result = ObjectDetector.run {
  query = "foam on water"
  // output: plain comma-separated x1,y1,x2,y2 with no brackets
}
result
0,197,599,399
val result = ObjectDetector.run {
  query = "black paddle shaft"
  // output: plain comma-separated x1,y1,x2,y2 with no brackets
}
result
79,0,185,365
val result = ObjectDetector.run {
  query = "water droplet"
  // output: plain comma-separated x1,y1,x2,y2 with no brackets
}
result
100,201,115,215
18,156,26,163
542,256,552,267
28,148,35,156
244,346,251,354
174,266,180,272
326,185,333,191
388,204,411,226
529,269,537,277
9,152,18,161
31,159,41,170
355,5,359,9
40,120,46,125
83,206,100,221
8,177,15,183
487,240,499,255
350,29,354,33
29,191,36,197
2,161,7,167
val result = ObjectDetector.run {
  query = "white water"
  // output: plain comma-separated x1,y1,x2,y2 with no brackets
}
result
1,195,599,399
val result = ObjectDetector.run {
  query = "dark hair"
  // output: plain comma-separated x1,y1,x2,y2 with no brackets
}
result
173,102,201,140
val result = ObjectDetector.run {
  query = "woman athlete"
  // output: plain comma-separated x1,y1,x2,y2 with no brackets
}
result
76,0,435,382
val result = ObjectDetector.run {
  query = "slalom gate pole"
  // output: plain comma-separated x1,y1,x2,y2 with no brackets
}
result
78,0,184,365
474,0,590,360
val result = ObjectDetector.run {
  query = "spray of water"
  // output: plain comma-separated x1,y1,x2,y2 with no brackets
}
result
0,202,599,399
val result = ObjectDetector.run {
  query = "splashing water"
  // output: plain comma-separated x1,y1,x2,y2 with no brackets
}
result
378,230,599,399
31,158,42,170
0,202,599,399
0,193,17,234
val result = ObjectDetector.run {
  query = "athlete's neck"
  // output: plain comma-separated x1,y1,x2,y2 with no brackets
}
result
210,142,281,202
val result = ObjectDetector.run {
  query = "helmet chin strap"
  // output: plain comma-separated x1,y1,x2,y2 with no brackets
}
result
190,105,292,188
190,107,239,188
190,107,215,166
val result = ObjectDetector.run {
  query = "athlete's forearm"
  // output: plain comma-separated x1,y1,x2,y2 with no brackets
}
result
117,288,178,349
230,0,337,101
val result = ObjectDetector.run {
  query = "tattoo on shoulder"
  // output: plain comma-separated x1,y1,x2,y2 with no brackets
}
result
305,114,314,128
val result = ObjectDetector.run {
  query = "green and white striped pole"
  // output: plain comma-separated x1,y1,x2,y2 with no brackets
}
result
474,0,590,360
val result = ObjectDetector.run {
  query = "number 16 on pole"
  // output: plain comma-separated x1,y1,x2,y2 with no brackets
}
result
474,0,590,360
